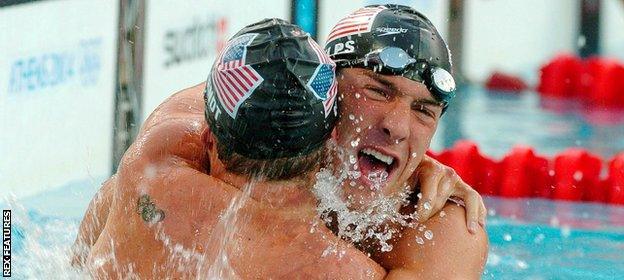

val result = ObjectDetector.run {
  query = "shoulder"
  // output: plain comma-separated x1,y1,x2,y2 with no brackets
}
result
142,82,207,132
118,82,209,172
380,203,489,279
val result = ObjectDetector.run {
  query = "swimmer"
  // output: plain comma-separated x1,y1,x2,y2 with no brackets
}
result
73,7,488,279
74,19,386,279
323,5,488,278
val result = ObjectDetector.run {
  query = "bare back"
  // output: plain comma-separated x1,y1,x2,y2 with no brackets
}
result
79,83,386,279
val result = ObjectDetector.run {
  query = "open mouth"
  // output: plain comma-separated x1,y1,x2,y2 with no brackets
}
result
356,147,399,190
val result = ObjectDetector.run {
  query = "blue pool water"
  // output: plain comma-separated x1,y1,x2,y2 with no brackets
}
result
5,185,624,279
483,197,624,279
4,87,624,279
435,85,624,158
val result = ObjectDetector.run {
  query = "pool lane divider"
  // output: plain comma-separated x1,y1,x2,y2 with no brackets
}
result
428,140,624,205
484,54,624,110
537,54,624,108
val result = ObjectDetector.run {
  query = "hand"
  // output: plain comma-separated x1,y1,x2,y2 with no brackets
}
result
413,155,486,234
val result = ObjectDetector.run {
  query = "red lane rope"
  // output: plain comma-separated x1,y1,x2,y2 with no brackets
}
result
538,54,624,108
428,140,624,205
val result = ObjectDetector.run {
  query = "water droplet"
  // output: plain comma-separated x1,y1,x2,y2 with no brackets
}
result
561,225,571,238
423,201,432,211
573,171,583,181
349,155,357,164
488,209,496,216
534,233,545,244
516,260,528,269
550,216,559,227
503,234,512,241
356,127,362,133
415,236,424,245
417,193,423,199
348,170,361,179
411,152,417,158
381,243,393,252
355,93,361,99
348,114,355,120
577,35,586,48
424,230,433,240
439,210,446,217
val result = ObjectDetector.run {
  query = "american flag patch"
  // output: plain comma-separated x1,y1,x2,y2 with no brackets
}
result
325,6,386,44
211,33,263,119
306,37,337,117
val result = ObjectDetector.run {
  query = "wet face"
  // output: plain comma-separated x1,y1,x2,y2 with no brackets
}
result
333,68,444,208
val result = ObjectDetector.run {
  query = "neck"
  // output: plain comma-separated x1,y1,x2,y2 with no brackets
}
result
210,158,318,209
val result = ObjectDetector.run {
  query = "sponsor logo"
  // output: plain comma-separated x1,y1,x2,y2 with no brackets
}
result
3,210,10,277
163,16,228,68
375,27,408,37
8,39,103,93
325,40,355,56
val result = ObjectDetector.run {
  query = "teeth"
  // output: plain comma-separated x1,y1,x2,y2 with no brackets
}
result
361,148,394,165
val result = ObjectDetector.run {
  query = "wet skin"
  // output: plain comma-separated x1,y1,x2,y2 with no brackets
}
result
334,68,488,278
334,68,443,208
75,84,385,279
74,78,488,278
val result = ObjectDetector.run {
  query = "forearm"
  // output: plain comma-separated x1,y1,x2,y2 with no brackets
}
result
71,176,116,267
385,267,477,280
379,203,488,280
384,268,418,280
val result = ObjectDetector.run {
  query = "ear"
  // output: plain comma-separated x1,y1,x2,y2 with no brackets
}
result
201,127,214,151
330,127,337,139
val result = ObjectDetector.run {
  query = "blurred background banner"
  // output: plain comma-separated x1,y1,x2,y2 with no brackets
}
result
141,0,290,121
603,0,624,58
2,1,624,278
1,0,623,204
0,0,118,199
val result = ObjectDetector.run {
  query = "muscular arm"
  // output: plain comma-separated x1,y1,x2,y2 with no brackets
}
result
87,162,386,279
71,176,116,268
82,88,385,278
380,203,489,279
72,83,207,269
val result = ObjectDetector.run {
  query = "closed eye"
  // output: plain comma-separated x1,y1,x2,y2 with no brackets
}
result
412,103,436,118
364,86,390,101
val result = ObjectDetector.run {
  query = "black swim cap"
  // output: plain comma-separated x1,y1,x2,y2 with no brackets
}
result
324,5,456,106
204,18,338,160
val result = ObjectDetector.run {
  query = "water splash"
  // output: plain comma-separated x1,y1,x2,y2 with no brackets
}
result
312,165,417,254
3,197,89,279
202,180,257,279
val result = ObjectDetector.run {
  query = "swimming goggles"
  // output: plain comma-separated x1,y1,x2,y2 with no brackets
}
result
335,47,456,104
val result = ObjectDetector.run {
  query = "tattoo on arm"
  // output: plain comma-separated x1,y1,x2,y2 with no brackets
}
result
137,194,165,223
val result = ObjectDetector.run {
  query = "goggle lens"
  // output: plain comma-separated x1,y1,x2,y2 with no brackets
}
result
339,47,457,104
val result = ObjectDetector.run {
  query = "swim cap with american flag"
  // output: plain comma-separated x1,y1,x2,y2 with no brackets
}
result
326,6,386,44
205,18,339,160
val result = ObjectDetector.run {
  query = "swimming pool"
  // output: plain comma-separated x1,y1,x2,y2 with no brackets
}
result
6,184,624,279
4,86,624,279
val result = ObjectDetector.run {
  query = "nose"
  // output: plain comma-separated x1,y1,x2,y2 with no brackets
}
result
379,102,410,144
